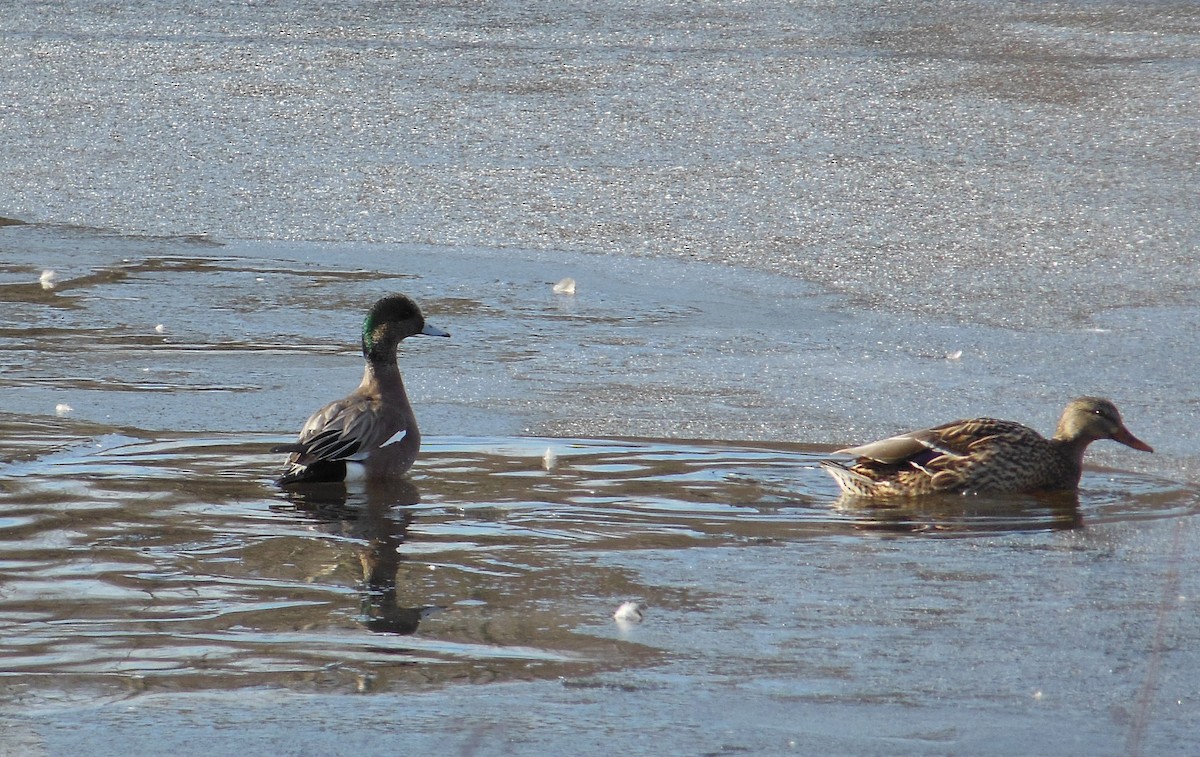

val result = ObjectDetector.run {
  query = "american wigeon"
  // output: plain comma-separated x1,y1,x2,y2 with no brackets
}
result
273,294,449,485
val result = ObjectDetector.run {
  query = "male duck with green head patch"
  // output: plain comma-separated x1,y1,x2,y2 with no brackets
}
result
273,294,450,485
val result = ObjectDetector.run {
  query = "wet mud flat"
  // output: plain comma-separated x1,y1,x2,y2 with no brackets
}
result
1,227,1198,754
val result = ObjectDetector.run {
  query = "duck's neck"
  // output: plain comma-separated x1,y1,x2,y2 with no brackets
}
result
364,338,398,366
360,349,419,441
1049,435,1090,483
360,349,406,395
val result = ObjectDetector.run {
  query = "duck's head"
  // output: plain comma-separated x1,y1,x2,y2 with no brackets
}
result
1055,396,1153,452
361,294,450,360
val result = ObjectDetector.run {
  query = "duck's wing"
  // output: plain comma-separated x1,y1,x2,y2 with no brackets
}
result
839,418,1034,463
826,424,964,497
926,418,1043,456
273,393,405,466
836,430,950,464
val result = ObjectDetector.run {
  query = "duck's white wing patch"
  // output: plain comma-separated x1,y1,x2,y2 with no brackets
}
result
380,428,408,447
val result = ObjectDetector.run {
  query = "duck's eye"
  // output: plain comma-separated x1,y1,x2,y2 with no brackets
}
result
1094,407,1117,422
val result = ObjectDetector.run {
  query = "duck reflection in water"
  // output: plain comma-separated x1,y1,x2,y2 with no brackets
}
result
832,489,1083,535
274,478,441,635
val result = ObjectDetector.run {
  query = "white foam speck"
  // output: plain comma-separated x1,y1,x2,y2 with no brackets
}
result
553,277,576,295
39,270,57,290
613,601,644,627
55,403,73,416
155,324,166,334
542,447,557,470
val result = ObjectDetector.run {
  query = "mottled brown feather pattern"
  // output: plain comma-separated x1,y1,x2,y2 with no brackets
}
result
822,397,1152,498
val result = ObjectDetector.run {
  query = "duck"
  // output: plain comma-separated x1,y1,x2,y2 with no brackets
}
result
821,397,1153,498
272,294,450,486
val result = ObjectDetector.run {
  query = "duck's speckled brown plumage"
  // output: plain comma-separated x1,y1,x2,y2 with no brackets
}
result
822,397,1153,498
272,295,449,486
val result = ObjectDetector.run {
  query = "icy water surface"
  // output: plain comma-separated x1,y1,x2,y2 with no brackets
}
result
3,421,1199,754
1,419,1195,693
2,0,1200,751
3,0,1199,329
1,225,1199,754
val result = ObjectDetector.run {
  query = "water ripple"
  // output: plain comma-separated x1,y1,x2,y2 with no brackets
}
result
0,420,1196,702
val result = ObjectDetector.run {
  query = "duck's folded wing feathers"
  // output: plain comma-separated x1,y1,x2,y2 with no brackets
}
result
837,428,965,464
299,427,363,461
286,395,402,465
840,417,1037,463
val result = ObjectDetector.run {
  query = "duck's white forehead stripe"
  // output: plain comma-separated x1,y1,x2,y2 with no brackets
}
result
380,428,408,447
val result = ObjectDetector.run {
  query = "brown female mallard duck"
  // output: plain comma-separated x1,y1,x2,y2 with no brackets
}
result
821,397,1153,497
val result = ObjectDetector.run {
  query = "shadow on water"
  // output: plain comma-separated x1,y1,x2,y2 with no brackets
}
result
0,415,1197,704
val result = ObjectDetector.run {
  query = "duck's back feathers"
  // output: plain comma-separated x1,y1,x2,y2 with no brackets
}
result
296,394,384,459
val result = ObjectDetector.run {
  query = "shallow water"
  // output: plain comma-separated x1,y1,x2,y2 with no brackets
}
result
2,417,1196,688
3,0,1200,753
2,218,1199,756
3,419,1199,754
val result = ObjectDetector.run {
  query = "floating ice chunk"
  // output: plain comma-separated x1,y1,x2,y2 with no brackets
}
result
55,403,73,416
613,601,644,627
553,277,576,295
39,270,57,290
